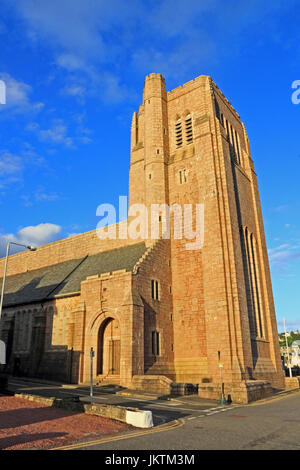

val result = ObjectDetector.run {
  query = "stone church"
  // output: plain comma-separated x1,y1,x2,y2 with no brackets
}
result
0,73,285,402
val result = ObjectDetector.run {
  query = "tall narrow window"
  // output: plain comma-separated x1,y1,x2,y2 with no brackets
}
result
225,119,230,140
185,115,193,144
235,130,241,165
179,169,187,184
230,124,235,150
243,227,265,338
175,119,182,148
152,331,160,355
243,228,257,337
151,280,159,300
250,234,264,338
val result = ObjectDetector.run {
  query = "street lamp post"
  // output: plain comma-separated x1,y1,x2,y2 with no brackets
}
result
90,347,95,404
0,242,37,322
283,318,292,378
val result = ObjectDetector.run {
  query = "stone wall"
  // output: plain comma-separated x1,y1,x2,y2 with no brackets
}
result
0,222,146,277
198,380,273,404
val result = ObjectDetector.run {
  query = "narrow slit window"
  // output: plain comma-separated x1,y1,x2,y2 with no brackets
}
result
152,331,160,355
179,169,187,184
152,331,156,355
235,130,241,165
230,124,235,147
225,119,230,139
151,280,159,300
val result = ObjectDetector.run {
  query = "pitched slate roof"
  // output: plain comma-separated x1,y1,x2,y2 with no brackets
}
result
0,242,147,308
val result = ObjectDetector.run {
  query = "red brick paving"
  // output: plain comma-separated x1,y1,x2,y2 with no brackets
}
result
0,395,132,450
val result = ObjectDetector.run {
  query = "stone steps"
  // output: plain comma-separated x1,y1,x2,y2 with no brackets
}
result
94,375,121,386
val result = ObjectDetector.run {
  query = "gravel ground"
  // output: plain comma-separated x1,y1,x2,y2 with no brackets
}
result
0,395,132,450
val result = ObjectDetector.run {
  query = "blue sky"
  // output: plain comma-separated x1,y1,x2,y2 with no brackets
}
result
0,0,299,331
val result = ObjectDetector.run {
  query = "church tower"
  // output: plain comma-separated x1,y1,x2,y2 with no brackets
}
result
129,73,285,396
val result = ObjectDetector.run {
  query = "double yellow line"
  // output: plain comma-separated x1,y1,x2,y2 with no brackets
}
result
49,419,185,451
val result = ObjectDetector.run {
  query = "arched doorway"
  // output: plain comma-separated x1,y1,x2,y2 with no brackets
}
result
97,317,120,376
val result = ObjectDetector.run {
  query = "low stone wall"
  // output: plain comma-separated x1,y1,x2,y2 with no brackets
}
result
197,380,273,404
14,393,153,428
285,377,300,389
171,383,198,396
131,375,173,395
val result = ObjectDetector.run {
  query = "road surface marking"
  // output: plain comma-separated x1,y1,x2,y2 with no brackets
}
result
50,418,185,451
59,390,108,399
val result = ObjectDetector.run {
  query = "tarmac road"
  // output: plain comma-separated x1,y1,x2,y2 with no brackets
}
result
6,377,300,450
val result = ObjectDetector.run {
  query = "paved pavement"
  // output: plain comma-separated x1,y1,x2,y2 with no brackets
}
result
7,376,231,427
6,377,300,450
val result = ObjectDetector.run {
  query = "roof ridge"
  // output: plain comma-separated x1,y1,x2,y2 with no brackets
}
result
45,255,89,299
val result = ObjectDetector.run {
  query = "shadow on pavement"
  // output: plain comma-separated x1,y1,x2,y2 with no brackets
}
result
0,432,67,450
0,405,81,430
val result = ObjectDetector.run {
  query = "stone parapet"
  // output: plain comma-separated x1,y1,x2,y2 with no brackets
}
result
284,377,300,389
131,375,173,395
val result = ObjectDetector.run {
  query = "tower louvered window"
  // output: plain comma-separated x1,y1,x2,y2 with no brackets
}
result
175,120,183,148
185,115,193,144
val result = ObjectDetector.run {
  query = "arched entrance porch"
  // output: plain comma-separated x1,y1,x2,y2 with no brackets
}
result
97,317,120,377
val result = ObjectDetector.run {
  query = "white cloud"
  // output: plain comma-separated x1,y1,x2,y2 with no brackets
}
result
56,53,87,71
0,73,44,113
269,243,300,273
0,148,46,192
62,85,86,98
27,119,74,148
0,223,62,257
97,73,131,104
12,0,126,65
21,190,59,207
0,152,23,189
8,0,298,102
67,232,80,238
78,136,92,144
272,204,289,213
0,152,22,176
27,118,94,147
277,318,300,332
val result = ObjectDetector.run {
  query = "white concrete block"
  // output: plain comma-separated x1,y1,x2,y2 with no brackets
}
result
125,409,153,428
